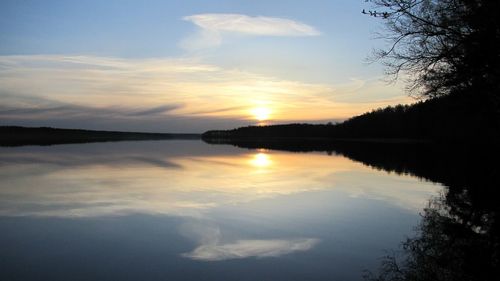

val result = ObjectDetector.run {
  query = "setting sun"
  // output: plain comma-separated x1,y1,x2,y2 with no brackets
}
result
251,107,272,121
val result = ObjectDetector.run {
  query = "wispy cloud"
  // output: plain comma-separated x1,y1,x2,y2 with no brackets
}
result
184,14,320,36
0,55,410,132
0,103,183,119
180,13,320,49
127,104,183,116
183,238,319,261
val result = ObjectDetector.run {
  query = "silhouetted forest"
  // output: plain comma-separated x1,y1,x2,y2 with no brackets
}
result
203,94,500,142
0,126,200,146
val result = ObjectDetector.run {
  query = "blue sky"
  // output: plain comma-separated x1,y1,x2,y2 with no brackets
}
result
0,0,410,132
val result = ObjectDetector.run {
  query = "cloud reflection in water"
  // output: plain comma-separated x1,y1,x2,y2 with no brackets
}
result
183,238,319,261
0,141,440,217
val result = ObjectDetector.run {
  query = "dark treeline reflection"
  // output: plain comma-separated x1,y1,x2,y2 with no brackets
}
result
204,140,500,280
363,144,500,280
364,192,499,281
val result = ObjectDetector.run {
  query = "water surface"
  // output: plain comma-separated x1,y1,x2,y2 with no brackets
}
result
0,140,441,280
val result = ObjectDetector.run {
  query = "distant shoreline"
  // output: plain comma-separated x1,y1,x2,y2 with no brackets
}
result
0,126,201,146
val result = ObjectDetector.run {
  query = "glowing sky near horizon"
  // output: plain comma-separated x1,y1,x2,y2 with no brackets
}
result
0,0,411,132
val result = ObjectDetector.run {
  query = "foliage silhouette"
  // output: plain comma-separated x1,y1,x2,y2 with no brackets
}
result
365,0,500,101
203,94,499,141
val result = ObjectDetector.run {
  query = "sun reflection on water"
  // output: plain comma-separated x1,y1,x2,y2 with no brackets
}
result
249,152,272,168
0,142,442,217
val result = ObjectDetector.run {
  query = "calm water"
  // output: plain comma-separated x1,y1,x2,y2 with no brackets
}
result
0,140,442,281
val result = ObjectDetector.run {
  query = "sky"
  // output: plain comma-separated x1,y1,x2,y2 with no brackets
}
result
0,0,412,133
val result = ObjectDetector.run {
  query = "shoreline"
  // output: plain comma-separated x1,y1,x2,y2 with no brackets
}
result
0,126,201,146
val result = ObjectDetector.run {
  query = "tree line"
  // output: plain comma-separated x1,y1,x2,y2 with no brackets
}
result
203,93,499,141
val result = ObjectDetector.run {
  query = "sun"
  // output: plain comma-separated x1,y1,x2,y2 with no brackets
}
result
250,107,271,121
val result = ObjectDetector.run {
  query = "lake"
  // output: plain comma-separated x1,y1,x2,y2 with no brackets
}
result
0,140,467,280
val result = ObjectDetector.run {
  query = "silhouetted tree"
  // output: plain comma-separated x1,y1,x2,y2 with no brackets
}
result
366,0,500,102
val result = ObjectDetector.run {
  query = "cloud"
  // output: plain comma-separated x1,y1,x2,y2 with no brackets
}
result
0,103,182,119
181,13,320,49
0,55,410,132
183,238,319,261
184,14,321,36
127,104,183,116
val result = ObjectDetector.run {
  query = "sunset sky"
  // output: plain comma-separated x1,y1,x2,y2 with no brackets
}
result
0,0,412,133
